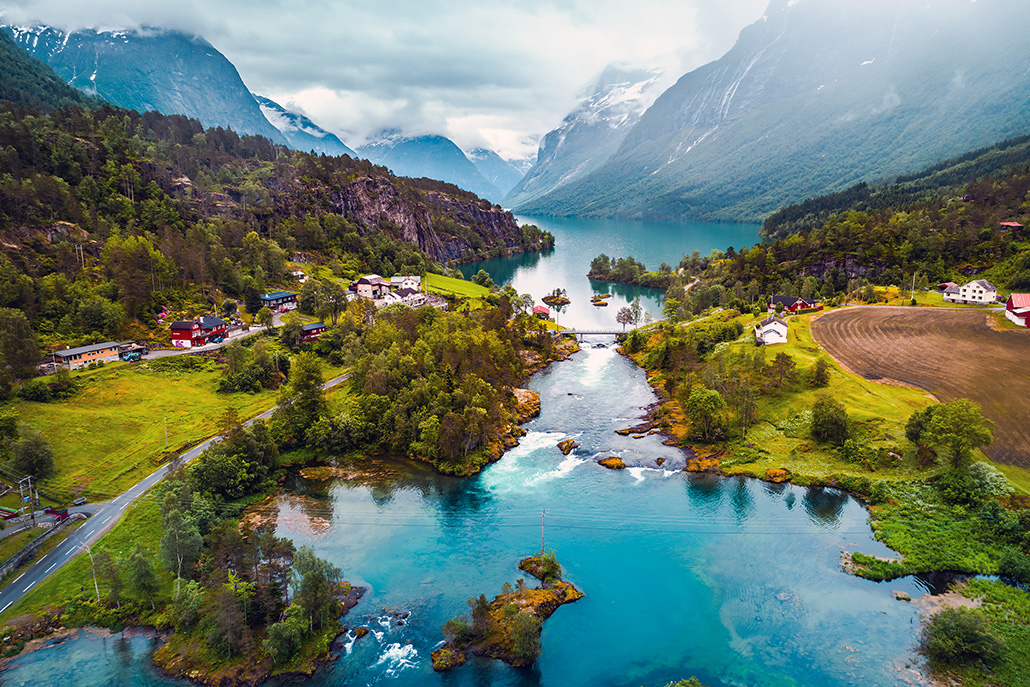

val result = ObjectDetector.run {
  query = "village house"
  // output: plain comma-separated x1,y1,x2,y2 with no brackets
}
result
299,322,327,342
1006,293,1030,327
52,341,122,370
350,274,391,299
260,291,298,311
768,295,819,313
533,305,551,320
942,279,997,304
169,316,228,348
754,315,788,346
390,275,422,291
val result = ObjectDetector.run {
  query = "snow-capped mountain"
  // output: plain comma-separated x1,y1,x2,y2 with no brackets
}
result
254,95,356,157
504,62,669,209
357,131,503,202
517,0,1030,221
467,148,525,198
3,25,287,145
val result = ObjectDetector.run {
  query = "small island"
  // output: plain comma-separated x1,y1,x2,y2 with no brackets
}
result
431,552,583,671
541,288,571,307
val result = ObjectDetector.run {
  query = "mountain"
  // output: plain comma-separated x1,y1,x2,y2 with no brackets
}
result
254,95,357,157
505,62,668,209
516,0,1030,222
0,26,99,112
467,147,525,198
3,25,287,145
357,132,502,203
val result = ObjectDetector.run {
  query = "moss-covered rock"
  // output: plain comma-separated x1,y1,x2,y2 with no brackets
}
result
557,439,580,455
431,646,467,671
598,456,626,470
765,468,791,483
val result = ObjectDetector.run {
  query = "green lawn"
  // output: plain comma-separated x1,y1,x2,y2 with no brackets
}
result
426,273,491,309
715,312,937,483
17,358,278,502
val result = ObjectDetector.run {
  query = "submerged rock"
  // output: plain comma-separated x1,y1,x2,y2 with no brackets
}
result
557,439,580,455
598,456,626,470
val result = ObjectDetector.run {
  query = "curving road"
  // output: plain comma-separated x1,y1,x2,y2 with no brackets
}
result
0,372,350,616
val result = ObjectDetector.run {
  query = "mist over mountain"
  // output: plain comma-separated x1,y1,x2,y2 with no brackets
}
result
2,25,287,146
254,95,357,157
504,62,669,209
357,132,504,203
515,0,1030,222
467,147,525,198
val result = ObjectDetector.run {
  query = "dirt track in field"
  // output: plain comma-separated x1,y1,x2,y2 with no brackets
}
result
811,307,1030,467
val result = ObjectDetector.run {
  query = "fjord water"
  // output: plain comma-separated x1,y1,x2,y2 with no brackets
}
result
458,215,761,328
4,340,932,687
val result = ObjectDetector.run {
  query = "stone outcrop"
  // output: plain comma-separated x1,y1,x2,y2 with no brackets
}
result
557,439,580,455
598,456,626,470
512,388,541,422
686,456,720,472
765,468,791,483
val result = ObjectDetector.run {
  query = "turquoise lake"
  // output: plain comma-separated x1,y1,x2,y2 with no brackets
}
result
458,215,762,329
1,338,937,687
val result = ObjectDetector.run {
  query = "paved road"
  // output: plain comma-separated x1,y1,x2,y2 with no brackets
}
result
0,372,350,616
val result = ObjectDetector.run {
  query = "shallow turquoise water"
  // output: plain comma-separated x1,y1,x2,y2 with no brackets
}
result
458,215,762,329
2,339,936,687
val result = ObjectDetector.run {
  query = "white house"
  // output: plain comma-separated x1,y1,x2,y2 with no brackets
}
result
390,275,422,291
755,315,788,346
943,279,997,304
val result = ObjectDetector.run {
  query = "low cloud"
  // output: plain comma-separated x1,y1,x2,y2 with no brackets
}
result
1,0,767,159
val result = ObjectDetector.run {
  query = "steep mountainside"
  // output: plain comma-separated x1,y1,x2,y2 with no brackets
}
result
505,62,668,209
3,25,287,145
357,132,502,203
254,94,357,157
518,0,1030,222
467,147,524,198
0,27,99,112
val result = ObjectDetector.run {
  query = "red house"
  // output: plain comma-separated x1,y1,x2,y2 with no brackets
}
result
532,305,550,319
170,316,228,348
300,322,327,342
769,295,820,313
1005,293,1030,328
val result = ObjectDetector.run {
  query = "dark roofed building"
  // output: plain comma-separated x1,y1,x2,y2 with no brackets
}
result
260,291,298,310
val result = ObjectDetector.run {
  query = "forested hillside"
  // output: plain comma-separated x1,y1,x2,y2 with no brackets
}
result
684,155,1030,306
0,28,99,113
0,101,545,361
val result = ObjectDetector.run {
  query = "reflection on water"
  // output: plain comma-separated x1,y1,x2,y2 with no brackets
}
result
4,342,933,687
458,215,761,329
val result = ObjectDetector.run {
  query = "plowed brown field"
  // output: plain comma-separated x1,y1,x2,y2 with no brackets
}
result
811,307,1030,467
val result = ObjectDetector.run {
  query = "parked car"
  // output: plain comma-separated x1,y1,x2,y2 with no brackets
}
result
210,336,224,344
72,496,87,506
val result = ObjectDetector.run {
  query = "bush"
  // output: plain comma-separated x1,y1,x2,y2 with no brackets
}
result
967,462,1012,499
921,607,1004,667
811,394,849,446
509,611,541,662
998,549,1030,585
20,379,53,402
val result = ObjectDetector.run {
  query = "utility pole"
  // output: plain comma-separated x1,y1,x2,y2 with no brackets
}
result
85,546,101,603
164,417,168,449
18,476,35,526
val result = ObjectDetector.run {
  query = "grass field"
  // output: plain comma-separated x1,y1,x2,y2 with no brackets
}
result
426,273,491,309
812,306,1030,468
703,312,938,483
16,358,279,502
0,497,169,625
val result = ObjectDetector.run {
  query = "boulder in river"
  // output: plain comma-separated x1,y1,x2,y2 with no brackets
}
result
557,439,580,455
598,456,626,470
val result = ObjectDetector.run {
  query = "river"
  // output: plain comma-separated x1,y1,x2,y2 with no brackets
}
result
2,338,935,687
458,215,762,329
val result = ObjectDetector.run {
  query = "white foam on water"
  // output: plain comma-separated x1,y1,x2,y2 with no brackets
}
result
342,633,356,655
579,345,617,387
373,642,419,677
626,466,678,482
525,454,587,486
627,467,648,483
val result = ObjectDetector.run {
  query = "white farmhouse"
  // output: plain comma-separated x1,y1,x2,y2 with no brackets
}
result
390,275,422,291
755,315,788,346
943,279,997,304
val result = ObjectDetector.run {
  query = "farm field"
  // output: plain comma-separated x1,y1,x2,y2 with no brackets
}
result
811,306,1030,467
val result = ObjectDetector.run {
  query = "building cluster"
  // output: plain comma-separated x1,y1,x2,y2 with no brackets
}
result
939,279,999,305
349,274,446,309
50,341,148,370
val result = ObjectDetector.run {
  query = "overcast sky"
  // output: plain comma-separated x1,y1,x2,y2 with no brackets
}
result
2,0,768,160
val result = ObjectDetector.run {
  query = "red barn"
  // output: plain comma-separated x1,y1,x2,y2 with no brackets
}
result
1006,293,1030,327
170,316,228,348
